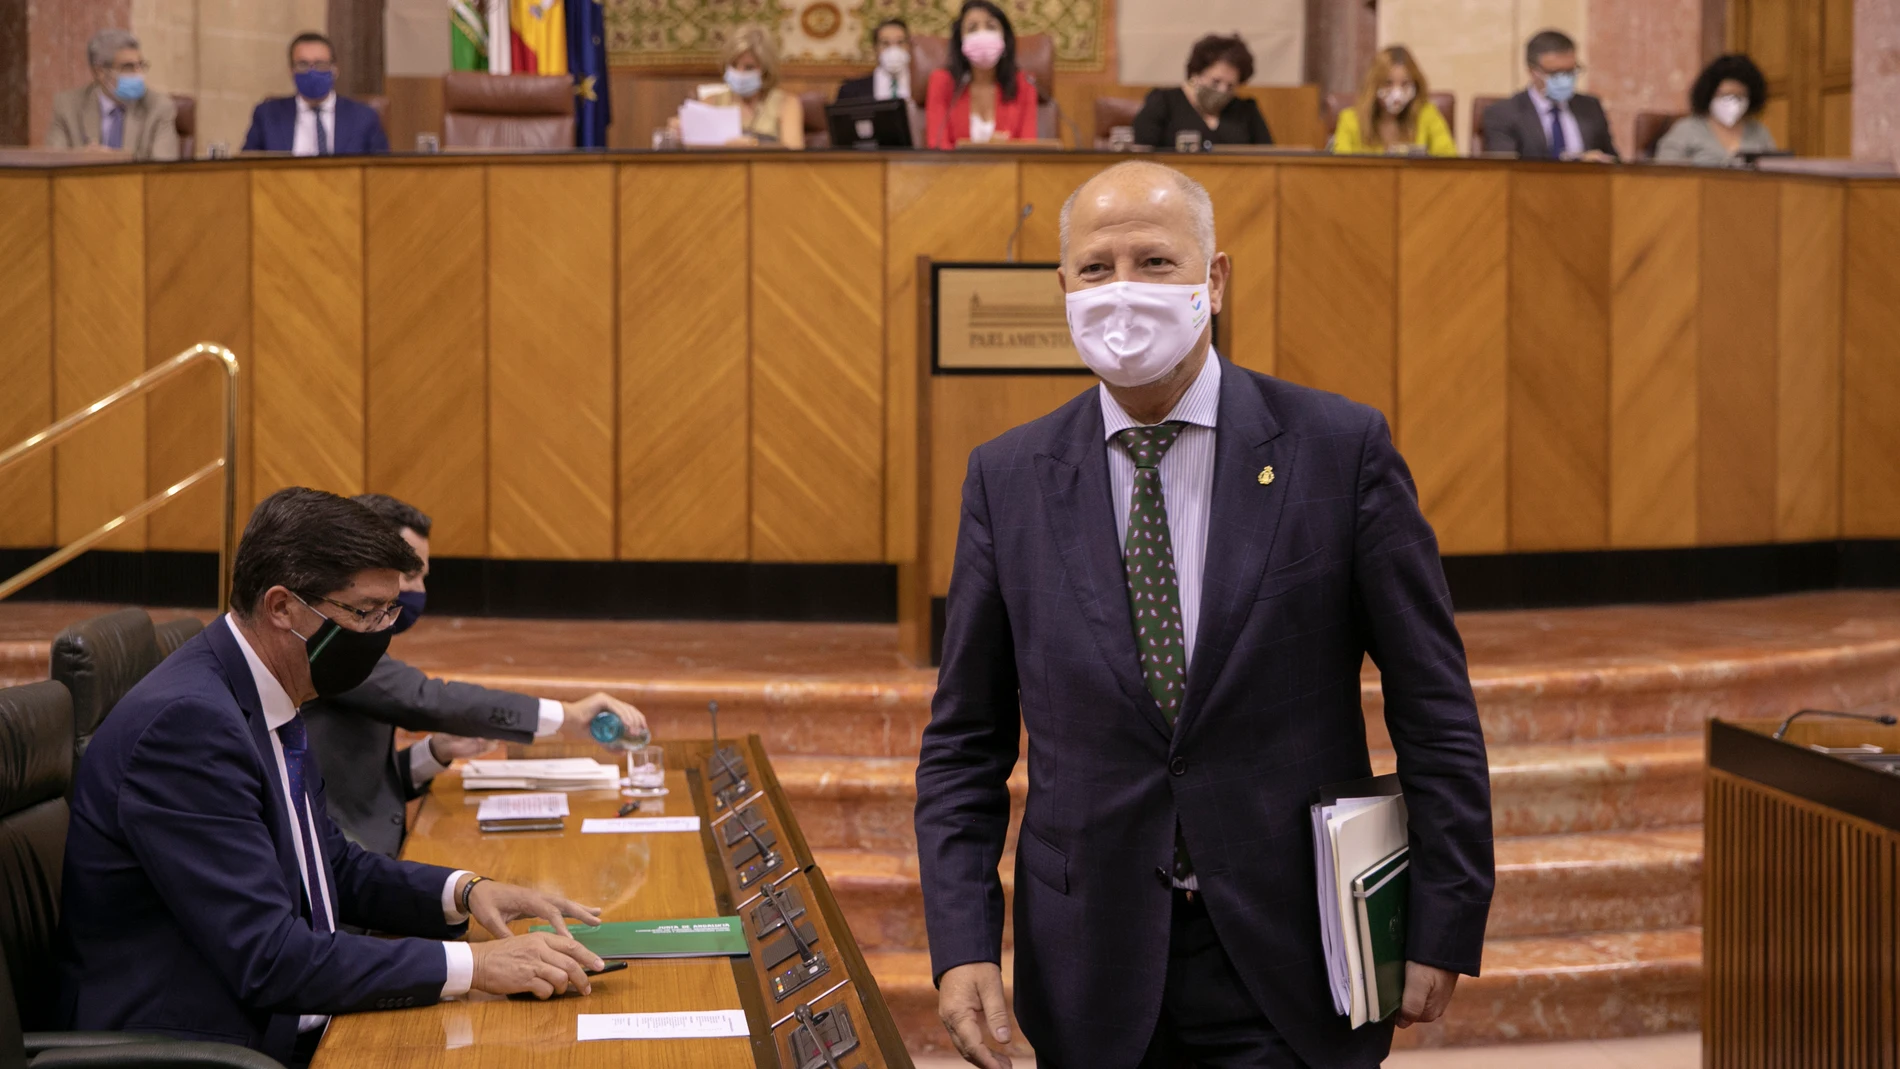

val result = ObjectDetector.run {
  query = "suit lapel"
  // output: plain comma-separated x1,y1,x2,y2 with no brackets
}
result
206,619,306,909
1174,366,1292,741
1035,400,1173,740
1518,93,1549,158
80,86,104,147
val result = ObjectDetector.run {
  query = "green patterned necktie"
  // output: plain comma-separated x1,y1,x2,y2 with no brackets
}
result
1116,423,1188,721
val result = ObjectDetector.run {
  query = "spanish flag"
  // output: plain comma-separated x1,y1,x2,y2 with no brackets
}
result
510,0,567,75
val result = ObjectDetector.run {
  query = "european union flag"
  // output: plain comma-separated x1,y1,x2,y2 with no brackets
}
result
566,0,611,147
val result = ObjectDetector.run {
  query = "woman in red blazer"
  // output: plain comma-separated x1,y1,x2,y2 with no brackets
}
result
924,0,1040,149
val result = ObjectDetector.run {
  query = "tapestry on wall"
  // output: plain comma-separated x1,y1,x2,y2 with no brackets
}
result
605,0,1103,71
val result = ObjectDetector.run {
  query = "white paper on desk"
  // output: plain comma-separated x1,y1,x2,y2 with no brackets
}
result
581,816,701,834
475,792,569,821
576,1010,749,1041
678,100,743,146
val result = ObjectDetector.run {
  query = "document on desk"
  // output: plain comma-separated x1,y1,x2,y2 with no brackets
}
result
475,792,569,821
581,816,701,833
678,100,743,146
576,1010,749,1041
536,916,749,958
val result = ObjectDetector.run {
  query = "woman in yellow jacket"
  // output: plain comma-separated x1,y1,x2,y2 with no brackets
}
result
1333,45,1456,156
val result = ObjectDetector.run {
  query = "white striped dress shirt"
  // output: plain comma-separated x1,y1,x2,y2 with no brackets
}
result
1100,351,1222,672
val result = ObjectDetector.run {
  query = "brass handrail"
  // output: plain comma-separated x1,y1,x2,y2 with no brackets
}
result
0,343,240,608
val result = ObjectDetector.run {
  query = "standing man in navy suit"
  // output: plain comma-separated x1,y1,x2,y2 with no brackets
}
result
58,488,607,1066
915,161,1494,1068
242,32,389,155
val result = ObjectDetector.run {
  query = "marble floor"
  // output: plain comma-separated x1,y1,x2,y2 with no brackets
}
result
910,1031,1703,1068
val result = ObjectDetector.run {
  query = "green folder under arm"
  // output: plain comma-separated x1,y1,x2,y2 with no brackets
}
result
1352,846,1410,1022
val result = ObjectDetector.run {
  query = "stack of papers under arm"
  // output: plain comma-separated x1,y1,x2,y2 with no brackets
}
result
461,758,619,791
1311,775,1408,1027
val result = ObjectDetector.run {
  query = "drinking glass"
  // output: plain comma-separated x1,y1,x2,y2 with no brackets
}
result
624,745,667,797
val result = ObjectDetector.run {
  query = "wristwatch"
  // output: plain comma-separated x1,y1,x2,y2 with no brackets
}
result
458,874,491,916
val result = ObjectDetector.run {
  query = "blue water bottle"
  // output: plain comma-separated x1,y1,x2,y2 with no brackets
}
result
589,710,651,750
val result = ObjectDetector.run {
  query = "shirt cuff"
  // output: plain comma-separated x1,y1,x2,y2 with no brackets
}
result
409,738,449,784
535,698,564,738
441,941,475,999
442,869,474,923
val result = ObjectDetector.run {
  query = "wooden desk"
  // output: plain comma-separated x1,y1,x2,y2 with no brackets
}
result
312,737,910,1069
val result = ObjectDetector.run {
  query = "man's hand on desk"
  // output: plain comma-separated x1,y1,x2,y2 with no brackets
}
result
456,873,602,939
561,692,649,739
470,932,604,999
938,961,1013,1069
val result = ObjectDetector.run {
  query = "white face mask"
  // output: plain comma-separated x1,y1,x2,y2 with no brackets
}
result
1065,271,1211,388
879,46,909,74
1377,85,1415,115
1709,93,1747,128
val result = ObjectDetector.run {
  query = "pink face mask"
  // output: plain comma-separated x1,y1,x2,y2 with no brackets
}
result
961,30,1006,70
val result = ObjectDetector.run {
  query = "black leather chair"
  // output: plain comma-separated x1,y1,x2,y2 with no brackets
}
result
0,681,282,1069
49,611,161,770
152,618,204,661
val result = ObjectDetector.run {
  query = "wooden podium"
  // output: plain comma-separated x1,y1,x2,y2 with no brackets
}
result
1704,718,1900,1066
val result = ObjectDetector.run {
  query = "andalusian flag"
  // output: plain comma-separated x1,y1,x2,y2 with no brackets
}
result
450,0,488,70
510,0,567,75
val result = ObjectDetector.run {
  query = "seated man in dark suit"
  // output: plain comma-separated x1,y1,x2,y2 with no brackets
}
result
837,18,912,103
1481,29,1618,160
242,32,389,155
304,493,647,858
58,487,609,1066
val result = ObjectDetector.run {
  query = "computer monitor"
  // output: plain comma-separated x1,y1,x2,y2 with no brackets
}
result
825,98,913,149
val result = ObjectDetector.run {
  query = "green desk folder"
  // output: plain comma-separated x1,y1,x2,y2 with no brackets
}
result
1351,846,1410,1022
531,917,749,958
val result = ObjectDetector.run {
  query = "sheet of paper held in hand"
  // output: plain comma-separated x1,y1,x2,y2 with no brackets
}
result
678,100,743,146
474,792,569,822
580,816,702,834
576,1010,750,1041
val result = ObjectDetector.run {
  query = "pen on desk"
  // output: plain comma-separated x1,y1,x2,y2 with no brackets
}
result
618,799,641,817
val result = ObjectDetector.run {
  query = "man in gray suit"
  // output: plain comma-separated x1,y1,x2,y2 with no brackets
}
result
303,494,647,857
1481,29,1618,161
47,29,180,161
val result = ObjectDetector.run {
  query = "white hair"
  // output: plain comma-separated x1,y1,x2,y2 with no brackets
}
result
1058,161,1216,267
87,29,139,70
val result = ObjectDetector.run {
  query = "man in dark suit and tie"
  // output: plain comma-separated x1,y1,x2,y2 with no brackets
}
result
1481,30,1618,160
836,18,912,103
58,488,609,1065
304,493,647,858
242,32,389,156
915,160,1494,1068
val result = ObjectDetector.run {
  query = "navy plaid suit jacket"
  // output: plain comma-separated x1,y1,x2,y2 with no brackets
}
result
915,358,1494,1068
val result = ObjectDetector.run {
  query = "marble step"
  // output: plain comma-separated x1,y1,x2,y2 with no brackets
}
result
863,927,1701,1057
772,736,1706,855
816,827,1701,952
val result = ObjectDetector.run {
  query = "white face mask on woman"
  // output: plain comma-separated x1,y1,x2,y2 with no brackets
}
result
1709,93,1748,128
1065,271,1211,388
1377,85,1415,115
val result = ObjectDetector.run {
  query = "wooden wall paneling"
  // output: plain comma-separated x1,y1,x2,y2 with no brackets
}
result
1396,167,1508,555
1017,160,1110,262
930,376,1095,595
1509,170,1611,551
53,174,146,550
1774,180,1843,541
1842,185,1900,536
749,161,886,562
619,162,750,561
1277,163,1396,420
381,76,445,157
144,170,251,552
1697,176,1779,545
1176,160,1278,375
1607,173,1700,548
365,165,488,557
883,159,1018,562
487,164,616,559
251,167,366,501
0,176,53,548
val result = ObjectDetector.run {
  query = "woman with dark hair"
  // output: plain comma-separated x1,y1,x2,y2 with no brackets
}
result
924,0,1040,149
1654,53,1775,165
1131,33,1273,151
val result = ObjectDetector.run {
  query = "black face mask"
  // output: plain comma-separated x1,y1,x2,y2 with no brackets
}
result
389,590,426,635
293,596,393,697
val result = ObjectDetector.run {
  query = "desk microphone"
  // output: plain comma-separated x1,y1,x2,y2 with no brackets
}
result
1772,708,1899,740
1053,100,1084,149
1005,203,1033,262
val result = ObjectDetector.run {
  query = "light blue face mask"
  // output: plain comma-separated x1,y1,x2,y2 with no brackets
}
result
1543,71,1577,103
724,67,763,98
114,73,147,102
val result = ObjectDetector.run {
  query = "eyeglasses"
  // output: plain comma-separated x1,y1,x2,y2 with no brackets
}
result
297,592,403,632
104,60,150,74
1536,62,1585,76
291,61,336,74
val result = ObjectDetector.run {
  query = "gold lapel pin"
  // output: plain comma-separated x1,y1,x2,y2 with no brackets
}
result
1257,465,1275,486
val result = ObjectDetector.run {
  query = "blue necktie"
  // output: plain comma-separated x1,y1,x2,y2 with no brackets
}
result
276,715,334,931
314,108,330,156
102,106,123,150
1548,104,1567,158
